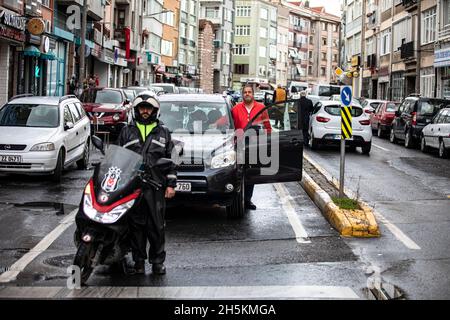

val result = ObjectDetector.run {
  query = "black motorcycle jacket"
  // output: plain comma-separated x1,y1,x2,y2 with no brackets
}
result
117,119,177,189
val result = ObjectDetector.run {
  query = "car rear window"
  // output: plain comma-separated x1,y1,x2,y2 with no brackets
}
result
324,105,363,117
419,100,450,116
386,103,399,112
95,90,123,104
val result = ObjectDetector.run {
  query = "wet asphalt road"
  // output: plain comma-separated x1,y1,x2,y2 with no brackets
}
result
0,136,449,299
0,149,369,299
305,136,450,299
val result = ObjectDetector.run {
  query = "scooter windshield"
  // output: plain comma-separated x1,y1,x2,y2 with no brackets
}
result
96,145,143,197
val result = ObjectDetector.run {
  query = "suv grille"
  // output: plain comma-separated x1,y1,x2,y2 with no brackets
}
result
178,158,205,172
0,144,27,151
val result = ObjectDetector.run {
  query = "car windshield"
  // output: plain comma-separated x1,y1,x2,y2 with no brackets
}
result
324,105,363,117
386,103,399,112
153,85,174,93
95,90,123,104
160,101,232,133
318,86,341,97
123,90,135,100
0,104,59,128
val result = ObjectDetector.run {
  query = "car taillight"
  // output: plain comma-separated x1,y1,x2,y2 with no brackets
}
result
411,112,417,126
359,119,371,125
316,116,330,123
365,109,373,114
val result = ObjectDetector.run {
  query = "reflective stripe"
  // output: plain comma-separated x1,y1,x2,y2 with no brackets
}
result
152,140,165,147
123,139,139,149
166,174,177,179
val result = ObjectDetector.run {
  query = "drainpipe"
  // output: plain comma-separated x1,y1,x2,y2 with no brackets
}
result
416,0,422,94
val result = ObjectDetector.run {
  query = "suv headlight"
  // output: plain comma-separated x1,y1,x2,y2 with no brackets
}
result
211,150,236,169
113,113,121,121
30,143,55,152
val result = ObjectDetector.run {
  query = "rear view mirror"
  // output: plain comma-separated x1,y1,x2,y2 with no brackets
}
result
64,122,74,131
91,135,105,155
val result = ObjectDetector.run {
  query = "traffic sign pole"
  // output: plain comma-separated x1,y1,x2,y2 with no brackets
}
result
340,137,345,198
339,86,353,199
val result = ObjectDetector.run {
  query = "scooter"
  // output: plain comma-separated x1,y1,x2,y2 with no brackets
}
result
73,136,172,285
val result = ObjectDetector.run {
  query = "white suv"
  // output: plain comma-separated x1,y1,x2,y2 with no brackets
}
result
0,95,91,181
308,100,373,154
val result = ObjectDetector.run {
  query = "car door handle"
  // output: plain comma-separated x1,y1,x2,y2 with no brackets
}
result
76,132,79,136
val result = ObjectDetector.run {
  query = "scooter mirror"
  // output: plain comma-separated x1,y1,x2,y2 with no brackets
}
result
91,135,105,155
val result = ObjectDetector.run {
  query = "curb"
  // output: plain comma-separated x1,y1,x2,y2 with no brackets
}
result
301,156,380,238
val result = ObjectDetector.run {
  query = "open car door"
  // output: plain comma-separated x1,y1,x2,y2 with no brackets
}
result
243,99,303,184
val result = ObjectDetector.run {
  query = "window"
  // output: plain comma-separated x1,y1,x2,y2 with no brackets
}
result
443,0,450,26
354,0,362,18
68,103,82,123
162,11,174,26
189,0,196,15
420,68,435,98
234,44,249,55
188,51,195,65
234,64,249,74
260,8,268,20
289,32,294,42
393,18,412,52
310,36,314,44
259,46,267,58
308,66,313,75
322,22,328,31
380,28,391,55
181,0,188,12
392,73,404,102
223,30,232,44
270,27,277,40
322,52,327,60
321,67,326,76
64,106,73,124
179,49,186,64
235,25,250,36
161,40,173,56
180,23,187,38
380,0,392,12
258,65,266,76
322,37,327,46
270,8,277,22
189,25,195,40
422,7,436,45
260,27,267,38
333,54,338,62
205,7,220,19
236,6,251,17
309,51,313,59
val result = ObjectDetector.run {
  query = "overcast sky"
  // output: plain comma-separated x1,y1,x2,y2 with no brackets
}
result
308,0,342,15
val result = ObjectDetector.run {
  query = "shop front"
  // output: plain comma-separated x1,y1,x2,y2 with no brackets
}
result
434,46,450,99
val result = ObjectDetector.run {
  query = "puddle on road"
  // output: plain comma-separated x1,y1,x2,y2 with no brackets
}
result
1,202,78,216
363,282,406,300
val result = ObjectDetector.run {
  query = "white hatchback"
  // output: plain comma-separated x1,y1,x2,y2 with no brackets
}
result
309,100,373,154
0,95,91,181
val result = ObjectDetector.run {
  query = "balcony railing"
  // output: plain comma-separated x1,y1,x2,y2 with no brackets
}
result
439,24,450,41
400,41,415,60
402,0,418,11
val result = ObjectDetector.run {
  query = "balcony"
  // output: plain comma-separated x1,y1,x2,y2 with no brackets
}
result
400,41,415,60
402,0,418,12
439,24,450,41
367,54,377,68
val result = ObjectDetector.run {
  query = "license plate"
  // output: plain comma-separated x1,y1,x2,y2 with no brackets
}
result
335,135,353,141
91,120,105,125
1,155,22,163
175,182,191,192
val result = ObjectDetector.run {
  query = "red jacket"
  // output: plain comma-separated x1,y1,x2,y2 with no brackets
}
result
231,101,272,133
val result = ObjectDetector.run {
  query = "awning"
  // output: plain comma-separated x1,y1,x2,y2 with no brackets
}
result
23,45,41,57
40,51,57,60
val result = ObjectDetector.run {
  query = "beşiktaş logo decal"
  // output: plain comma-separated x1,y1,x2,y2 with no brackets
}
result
101,167,122,193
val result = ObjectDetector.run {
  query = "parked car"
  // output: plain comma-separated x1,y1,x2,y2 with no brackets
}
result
126,86,164,96
370,101,400,137
420,108,450,158
177,87,191,94
0,95,91,181
361,99,386,115
149,83,179,94
122,89,136,101
158,94,303,218
255,90,273,103
309,100,373,154
390,96,450,148
80,88,131,134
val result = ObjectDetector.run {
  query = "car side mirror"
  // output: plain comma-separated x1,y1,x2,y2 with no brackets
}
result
64,122,74,131
91,135,105,155
124,99,130,105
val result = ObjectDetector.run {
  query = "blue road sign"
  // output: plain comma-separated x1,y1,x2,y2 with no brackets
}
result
341,86,352,106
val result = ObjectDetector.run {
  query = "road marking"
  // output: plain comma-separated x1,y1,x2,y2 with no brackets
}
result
304,151,421,250
372,144,391,152
0,285,360,299
0,209,77,283
274,183,311,243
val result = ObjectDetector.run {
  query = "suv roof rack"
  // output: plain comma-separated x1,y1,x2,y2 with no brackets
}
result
59,95,77,103
10,94,34,101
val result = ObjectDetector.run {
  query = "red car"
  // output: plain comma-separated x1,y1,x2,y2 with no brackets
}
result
370,101,400,137
80,88,132,135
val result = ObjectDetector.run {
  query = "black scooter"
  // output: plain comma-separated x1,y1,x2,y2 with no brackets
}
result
73,136,172,285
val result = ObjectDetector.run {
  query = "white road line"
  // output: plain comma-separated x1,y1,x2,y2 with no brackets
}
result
274,183,311,244
304,151,421,250
0,285,360,300
0,209,77,283
372,144,391,152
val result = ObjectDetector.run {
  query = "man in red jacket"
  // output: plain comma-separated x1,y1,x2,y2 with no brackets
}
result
231,84,272,210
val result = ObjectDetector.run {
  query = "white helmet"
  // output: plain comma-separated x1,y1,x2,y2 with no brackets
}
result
132,91,160,124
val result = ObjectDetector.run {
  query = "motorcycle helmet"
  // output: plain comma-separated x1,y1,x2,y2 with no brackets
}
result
132,91,160,125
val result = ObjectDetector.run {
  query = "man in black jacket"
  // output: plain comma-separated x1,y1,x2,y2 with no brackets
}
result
297,91,314,146
117,92,177,275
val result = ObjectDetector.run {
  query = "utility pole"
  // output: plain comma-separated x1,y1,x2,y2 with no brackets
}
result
78,0,88,92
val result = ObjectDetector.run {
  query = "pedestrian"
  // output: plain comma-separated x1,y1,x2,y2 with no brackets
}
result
297,91,314,146
68,75,77,95
95,74,100,87
117,92,177,275
231,84,272,210
272,84,287,129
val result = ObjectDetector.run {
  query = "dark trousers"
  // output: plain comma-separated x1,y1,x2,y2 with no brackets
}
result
129,198,166,265
302,129,309,146
245,184,255,204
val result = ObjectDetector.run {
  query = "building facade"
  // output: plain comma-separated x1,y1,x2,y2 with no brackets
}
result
178,0,199,87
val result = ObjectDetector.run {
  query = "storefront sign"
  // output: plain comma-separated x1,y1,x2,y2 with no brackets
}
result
434,48,450,68
27,18,45,36
42,36,50,53
0,24,25,42
0,10,26,31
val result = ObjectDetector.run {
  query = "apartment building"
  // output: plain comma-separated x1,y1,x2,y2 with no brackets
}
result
160,0,180,84
199,0,234,92
232,0,278,90
435,0,450,98
178,0,199,87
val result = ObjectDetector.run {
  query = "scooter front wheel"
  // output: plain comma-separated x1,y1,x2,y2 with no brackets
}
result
73,242,96,285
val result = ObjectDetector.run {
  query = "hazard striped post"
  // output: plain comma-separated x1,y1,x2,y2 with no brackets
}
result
339,86,353,198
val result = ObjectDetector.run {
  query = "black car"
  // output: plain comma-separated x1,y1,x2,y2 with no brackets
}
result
158,94,303,218
390,96,450,148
